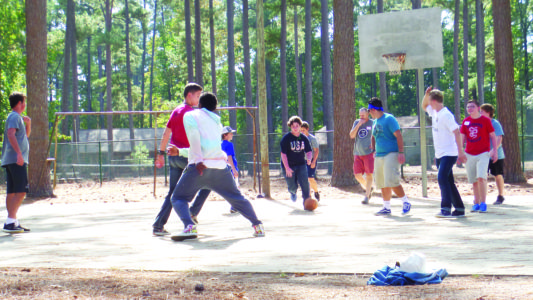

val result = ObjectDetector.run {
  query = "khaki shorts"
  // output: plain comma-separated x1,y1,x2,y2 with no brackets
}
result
465,152,490,183
374,152,401,189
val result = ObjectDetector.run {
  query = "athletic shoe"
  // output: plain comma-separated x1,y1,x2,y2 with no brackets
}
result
153,227,171,236
314,192,320,202
253,224,265,237
375,207,391,216
471,204,480,213
493,195,505,205
171,225,198,241
361,196,369,205
229,208,239,214
451,211,466,218
402,202,411,215
3,223,24,233
479,202,488,213
435,210,453,218
290,193,297,202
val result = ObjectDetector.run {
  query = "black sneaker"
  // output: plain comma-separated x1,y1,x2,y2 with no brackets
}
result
3,223,25,233
451,211,466,218
153,227,171,236
493,195,505,205
314,192,320,202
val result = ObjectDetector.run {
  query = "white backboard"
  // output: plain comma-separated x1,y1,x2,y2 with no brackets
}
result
358,7,444,74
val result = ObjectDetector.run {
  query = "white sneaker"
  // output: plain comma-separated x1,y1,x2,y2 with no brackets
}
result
171,224,198,241
253,224,265,237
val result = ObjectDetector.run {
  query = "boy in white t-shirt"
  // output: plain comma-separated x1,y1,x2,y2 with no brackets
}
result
422,87,467,218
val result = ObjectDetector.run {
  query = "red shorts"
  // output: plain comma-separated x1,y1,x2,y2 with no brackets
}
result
353,153,374,175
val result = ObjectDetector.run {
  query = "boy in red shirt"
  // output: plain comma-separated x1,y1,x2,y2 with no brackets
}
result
460,100,498,213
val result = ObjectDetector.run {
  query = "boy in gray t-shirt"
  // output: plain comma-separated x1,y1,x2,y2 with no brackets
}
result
301,121,320,201
349,107,375,204
2,92,31,233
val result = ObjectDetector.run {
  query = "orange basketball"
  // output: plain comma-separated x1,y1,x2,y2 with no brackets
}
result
304,197,318,211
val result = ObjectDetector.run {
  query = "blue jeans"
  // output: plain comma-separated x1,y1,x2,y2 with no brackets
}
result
282,163,310,203
152,156,211,229
436,156,464,212
171,165,262,228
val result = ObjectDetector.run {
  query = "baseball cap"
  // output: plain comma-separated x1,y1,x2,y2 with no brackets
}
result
222,126,236,134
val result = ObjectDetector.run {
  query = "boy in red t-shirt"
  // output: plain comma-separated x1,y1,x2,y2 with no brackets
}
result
460,100,498,213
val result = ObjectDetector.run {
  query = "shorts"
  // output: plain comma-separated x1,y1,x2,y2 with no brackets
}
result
307,164,316,178
465,152,490,183
3,163,29,194
353,153,374,175
488,158,504,176
373,152,400,189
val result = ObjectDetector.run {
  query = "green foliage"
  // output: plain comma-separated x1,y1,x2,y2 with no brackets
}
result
131,143,151,164
2,0,531,141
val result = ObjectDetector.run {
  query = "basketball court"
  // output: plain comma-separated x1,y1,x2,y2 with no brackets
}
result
2,193,533,275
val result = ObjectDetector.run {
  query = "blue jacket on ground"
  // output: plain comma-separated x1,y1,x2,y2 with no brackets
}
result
367,266,448,286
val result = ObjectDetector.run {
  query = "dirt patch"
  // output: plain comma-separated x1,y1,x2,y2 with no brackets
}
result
2,268,533,299
23,168,533,205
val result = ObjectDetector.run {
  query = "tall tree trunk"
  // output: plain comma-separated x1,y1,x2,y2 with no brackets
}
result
26,0,53,197
432,68,439,89
331,0,355,186
227,0,237,128
294,6,303,118
194,0,203,85
321,0,334,173
475,0,485,103
140,0,147,128
492,0,526,183
148,0,157,128
125,0,135,151
69,0,80,143
243,0,254,151
98,45,105,128
304,0,313,130
209,0,217,94
257,0,270,196
87,36,92,112
185,0,194,82
105,0,114,177
453,0,461,123
518,0,530,90
377,0,387,111
280,0,288,133
463,0,469,103
61,0,72,135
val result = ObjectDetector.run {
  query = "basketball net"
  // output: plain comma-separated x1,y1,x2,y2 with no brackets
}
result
382,53,406,75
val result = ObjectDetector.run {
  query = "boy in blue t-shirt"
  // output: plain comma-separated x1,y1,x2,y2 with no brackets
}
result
222,126,239,213
368,98,411,216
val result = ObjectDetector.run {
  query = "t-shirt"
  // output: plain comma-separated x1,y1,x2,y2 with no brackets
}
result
1,111,29,166
372,113,401,157
352,119,374,156
166,104,194,148
426,106,459,159
491,119,505,159
221,140,239,172
306,133,319,158
460,115,495,156
280,132,312,168
183,108,228,169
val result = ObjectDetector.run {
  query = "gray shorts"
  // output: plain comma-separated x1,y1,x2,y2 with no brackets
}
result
374,152,401,189
465,152,490,183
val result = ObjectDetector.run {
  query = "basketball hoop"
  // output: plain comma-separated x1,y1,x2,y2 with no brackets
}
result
382,53,406,75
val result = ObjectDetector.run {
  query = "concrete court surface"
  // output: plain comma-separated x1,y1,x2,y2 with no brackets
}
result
1,194,533,275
